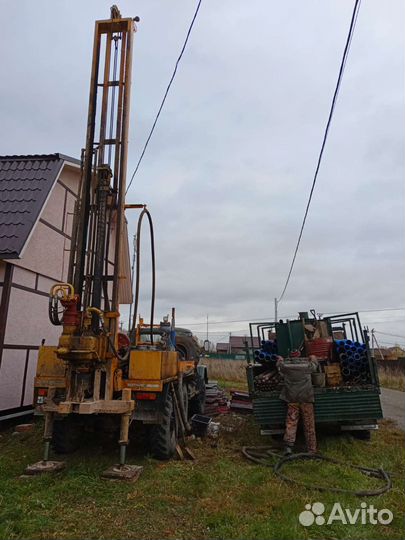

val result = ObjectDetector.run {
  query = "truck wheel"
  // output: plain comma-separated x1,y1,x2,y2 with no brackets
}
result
189,373,206,416
52,416,81,454
175,335,200,361
150,390,177,460
180,382,189,419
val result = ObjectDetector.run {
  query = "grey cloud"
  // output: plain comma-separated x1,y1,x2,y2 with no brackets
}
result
0,0,403,344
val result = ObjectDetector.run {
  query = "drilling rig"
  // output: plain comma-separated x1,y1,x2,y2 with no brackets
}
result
28,6,206,478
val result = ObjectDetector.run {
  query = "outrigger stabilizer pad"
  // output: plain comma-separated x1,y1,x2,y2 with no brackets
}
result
24,460,66,475
101,464,143,481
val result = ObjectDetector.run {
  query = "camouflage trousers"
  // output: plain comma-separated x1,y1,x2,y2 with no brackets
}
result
283,402,317,454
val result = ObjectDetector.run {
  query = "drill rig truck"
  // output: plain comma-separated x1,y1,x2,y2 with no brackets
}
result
29,7,206,476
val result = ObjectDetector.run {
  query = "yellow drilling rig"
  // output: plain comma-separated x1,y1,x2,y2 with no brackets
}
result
27,6,206,479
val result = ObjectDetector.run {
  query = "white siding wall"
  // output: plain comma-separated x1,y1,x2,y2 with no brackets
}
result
0,163,79,414
0,161,132,416
4,288,61,346
13,265,37,288
0,349,27,410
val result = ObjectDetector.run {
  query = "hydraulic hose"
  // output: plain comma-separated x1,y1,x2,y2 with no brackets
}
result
49,296,62,326
130,207,156,344
273,452,391,497
176,373,192,433
241,446,392,497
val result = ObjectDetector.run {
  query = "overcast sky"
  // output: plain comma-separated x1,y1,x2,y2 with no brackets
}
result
0,0,403,346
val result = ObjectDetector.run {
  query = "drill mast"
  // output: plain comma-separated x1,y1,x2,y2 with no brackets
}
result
30,7,206,475
68,8,136,338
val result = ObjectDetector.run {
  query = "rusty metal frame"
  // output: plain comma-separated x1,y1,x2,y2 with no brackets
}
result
71,16,135,333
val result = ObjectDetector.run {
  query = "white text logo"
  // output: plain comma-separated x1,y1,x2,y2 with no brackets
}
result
298,502,393,526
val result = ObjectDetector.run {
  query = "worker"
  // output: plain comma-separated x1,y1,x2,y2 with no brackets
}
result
277,354,318,455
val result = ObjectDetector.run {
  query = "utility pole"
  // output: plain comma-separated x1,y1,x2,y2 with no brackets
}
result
370,328,375,359
203,314,210,353
371,328,384,361
274,297,278,323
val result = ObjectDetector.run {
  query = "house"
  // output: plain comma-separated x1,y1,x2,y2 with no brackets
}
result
373,346,405,361
216,336,260,355
229,336,260,354
216,342,229,354
0,154,132,420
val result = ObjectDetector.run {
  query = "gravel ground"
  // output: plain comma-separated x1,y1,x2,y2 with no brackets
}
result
381,387,405,430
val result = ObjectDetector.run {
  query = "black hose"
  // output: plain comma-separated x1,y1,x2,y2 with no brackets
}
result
106,332,130,365
130,207,156,345
242,446,392,497
175,374,192,433
171,382,186,442
48,296,63,326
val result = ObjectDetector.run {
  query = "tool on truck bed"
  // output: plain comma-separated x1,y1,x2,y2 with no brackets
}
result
243,313,389,496
246,310,383,438
27,6,206,479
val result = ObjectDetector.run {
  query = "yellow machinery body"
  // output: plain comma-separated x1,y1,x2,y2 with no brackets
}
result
34,346,196,408
29,8,205,467
130,350,178,380
35,347,66,391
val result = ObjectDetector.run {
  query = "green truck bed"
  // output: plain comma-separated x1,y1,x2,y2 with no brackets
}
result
247,314,383,432
246,366,383,430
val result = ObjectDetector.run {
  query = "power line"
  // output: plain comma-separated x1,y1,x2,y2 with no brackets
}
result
374,330,405,340
349,307,405,314
364,315,404,320
192,330,245,335
278,0,362,303
126,0,203,194
178,306,405,327
179,317,274,327
377,339,405,347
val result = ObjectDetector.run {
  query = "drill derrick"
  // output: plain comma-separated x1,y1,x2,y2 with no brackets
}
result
69,9,137,342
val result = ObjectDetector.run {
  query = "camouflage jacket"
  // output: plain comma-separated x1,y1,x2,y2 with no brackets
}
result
278,358,318,403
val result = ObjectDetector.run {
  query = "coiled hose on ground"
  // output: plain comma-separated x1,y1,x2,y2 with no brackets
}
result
242,446,392,496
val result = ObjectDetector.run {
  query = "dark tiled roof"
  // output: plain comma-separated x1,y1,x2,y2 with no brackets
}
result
0,153,76,259
216,336,260,353
230,336,260,348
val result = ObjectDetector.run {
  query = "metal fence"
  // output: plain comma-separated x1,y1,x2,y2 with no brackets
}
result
377,357,405,373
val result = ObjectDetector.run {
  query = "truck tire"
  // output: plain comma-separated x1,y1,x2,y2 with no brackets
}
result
181,382,189,419
149,390,177,460
175,335,200,361
189,373,206,416
52,416,81,454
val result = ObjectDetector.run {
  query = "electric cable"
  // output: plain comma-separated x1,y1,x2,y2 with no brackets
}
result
126,0,203,194
179,307,404,327
377,339,405,347
277,0,362,303
242,446,392,497
374,330,405,340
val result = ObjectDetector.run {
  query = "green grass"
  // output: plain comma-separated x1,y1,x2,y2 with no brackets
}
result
0,415,404,540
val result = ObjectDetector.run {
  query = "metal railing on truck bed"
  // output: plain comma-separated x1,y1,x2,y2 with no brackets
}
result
246,312,383,431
